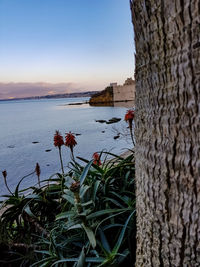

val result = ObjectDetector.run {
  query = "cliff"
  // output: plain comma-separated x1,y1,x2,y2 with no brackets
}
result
89,86,113,105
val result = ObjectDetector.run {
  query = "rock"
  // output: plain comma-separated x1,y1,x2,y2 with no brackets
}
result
89,86,113,106
32,141,39,144
114,135,120,140
68,102,84,105
45,149,51,152
96,117,121,124
95,120,107,123
106,117,121,124
7,145,15,148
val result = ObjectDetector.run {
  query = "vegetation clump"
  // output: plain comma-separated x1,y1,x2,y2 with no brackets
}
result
0,152,135,266
0,110,135,266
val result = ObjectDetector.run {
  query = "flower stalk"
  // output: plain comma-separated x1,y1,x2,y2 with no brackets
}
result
54,130,65,174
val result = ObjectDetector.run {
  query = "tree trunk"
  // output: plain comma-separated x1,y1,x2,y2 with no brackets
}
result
130,0,200,266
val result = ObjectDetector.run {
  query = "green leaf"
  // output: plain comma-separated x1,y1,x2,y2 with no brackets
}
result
63,190,75,205
50,258,80,266
81,200,94,207
15,171,35,198
103,197,125,208
30,257,56,267
68,223,82,230
82,223,96,248
76,247,86,267
87,208,127,220
77,156,104,174
112,210,135,254
25,194,43,201
85,257,105,263
80,160,93,186
80,185,90,199
23,204,37,219
99,228,111,253
56,211,75,220
92,180,101,202
116,249,130,264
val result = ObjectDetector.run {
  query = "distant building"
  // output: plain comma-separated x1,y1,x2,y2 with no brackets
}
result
110,82,118,87
123,77,134,85
113,78,135,102
89,78,135,105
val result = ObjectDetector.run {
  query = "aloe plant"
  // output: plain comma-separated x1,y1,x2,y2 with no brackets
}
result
0,151,135,266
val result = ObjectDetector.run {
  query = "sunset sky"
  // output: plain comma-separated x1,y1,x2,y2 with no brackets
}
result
0,0,135,99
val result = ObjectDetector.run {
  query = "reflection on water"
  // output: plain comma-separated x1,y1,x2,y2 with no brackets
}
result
113,101,134,108
57,103,90,109
89,101,134,108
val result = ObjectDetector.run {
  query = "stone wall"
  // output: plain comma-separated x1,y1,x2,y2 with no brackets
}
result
89,78,135,105
113,82,135,102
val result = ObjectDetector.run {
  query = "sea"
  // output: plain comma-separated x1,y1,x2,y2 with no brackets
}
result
0,97,133,195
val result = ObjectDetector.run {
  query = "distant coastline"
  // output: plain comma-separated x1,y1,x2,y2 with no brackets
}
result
0,91,98,102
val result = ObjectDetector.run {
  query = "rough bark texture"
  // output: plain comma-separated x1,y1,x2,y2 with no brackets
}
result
131,0,200,266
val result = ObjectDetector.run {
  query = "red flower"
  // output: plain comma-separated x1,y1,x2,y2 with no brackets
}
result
93,152,102,166
124,109,134,122
65,132,77,149
54,130,64,148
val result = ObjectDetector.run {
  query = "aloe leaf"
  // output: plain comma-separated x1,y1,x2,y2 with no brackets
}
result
80,185,90,199
115,249,130,264
85,257,105,263
81,200,94,207
25,194,43,201
99,228,111,253
103,197,125,208
30,257,55,267
92,180,101,202
112,210,135,254
87,208,127,220
23,204,37,219
68,223,82,230
15,171,35,198
82,224,96,248
95,210,129,235
50,258,80,266
80,160,93,186
87,209,128,220
77,156,104,174
110,191,130,205
56,211,75,220
76,247,86,267
63,190,75,205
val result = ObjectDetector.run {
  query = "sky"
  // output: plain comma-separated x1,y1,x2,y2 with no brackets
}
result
0,0,135,99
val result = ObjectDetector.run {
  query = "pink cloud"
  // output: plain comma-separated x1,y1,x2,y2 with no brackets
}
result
0,82,82,99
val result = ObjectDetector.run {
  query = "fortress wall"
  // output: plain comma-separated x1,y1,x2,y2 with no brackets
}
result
113,83,135,102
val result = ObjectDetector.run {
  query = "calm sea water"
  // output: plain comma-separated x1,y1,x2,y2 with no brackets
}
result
0,97,133,195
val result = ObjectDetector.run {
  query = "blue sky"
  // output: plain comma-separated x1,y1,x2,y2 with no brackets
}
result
0,0,135,98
